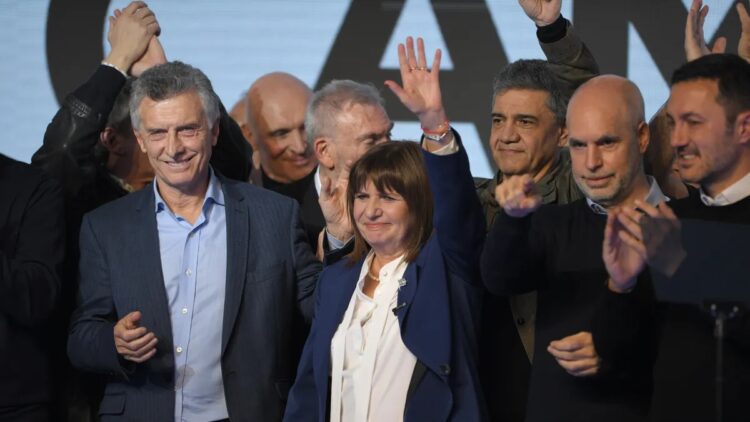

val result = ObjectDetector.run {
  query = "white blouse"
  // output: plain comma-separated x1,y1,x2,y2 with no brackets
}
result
329,252,417,422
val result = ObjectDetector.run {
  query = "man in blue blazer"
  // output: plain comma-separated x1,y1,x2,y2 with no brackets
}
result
67,61,322,421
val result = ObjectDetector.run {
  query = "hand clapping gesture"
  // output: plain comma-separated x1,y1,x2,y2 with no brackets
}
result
603,200,683,293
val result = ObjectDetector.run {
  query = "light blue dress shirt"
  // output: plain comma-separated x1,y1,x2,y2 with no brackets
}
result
154,168,228,422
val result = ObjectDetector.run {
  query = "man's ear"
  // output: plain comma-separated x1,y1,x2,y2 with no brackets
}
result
736,110,750,145
637,121,650,154
99,127,126,154
557,125,569,147
241,123,257,150
314,137,335,169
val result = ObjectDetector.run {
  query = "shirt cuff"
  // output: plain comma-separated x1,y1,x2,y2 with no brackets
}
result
429,137,459,156
536,15,568,44
326,229,352,250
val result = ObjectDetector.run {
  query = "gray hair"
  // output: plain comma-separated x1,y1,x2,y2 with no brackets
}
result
493,59,567,126
305,79,385,142
129,61,220,131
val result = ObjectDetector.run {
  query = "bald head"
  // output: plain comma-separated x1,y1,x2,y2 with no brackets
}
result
246,72,311,125
244,72,316,183
566,75,650,208
568,75,645,129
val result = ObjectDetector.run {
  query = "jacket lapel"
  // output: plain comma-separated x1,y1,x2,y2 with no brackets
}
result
396,236,452,381
132,188,175,369
220,180,249,354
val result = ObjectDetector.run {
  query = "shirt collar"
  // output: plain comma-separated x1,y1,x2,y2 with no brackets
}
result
699,171,750,206
314,165,322,196
153,166,224,214
586,176,669,215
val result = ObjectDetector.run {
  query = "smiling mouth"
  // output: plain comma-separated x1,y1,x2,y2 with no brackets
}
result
164,155,194,169
363,223,390,230
290,156,311,166
677,153,698,161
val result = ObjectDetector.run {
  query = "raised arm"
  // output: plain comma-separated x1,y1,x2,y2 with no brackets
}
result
520,0,599,97
32,1,161,196
384,37,484,280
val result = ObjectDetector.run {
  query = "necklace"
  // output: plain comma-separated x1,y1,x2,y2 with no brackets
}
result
367,267,380,282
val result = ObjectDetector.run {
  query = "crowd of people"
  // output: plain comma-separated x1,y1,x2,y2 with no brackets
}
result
2,0,749,421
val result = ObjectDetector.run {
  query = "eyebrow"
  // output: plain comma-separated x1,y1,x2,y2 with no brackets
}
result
491,112,538,120
679,112,703,120
568,135,619,145
356,122,394,142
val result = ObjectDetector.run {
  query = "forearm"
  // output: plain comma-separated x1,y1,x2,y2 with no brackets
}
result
538,16,600,97
422,130,485,279
592,273,656,372
68,316,132,377
480,212,544,295
33,65,126,192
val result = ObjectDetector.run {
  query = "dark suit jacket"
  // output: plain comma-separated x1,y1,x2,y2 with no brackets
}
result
67,174,321,421
260,167,325,250
0,154,64,409
284,136,487,421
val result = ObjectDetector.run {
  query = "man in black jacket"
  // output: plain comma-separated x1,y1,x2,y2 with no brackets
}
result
481,75,663,421
607,53,750,422
0,154,65,421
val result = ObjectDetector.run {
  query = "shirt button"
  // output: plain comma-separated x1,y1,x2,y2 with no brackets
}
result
185,268,192,276
176,346,183,354
181,308,188,314
516,317,526,326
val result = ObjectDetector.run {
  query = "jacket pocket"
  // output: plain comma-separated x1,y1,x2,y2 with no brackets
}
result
98,393,126,416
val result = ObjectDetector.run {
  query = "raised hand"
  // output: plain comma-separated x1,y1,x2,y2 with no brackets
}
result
634,200,686,277
738,1,750,63
319,160,353,243
548,331,601,377
684,0,727,62
384,37,448,133
105,1,161,74
495,175,542,218
113,310,158,363
518,0,562,27
602,207,647,293
130,35,167,78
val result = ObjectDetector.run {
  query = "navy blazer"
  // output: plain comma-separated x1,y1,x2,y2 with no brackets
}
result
67,174,321,421
284,136,488,421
